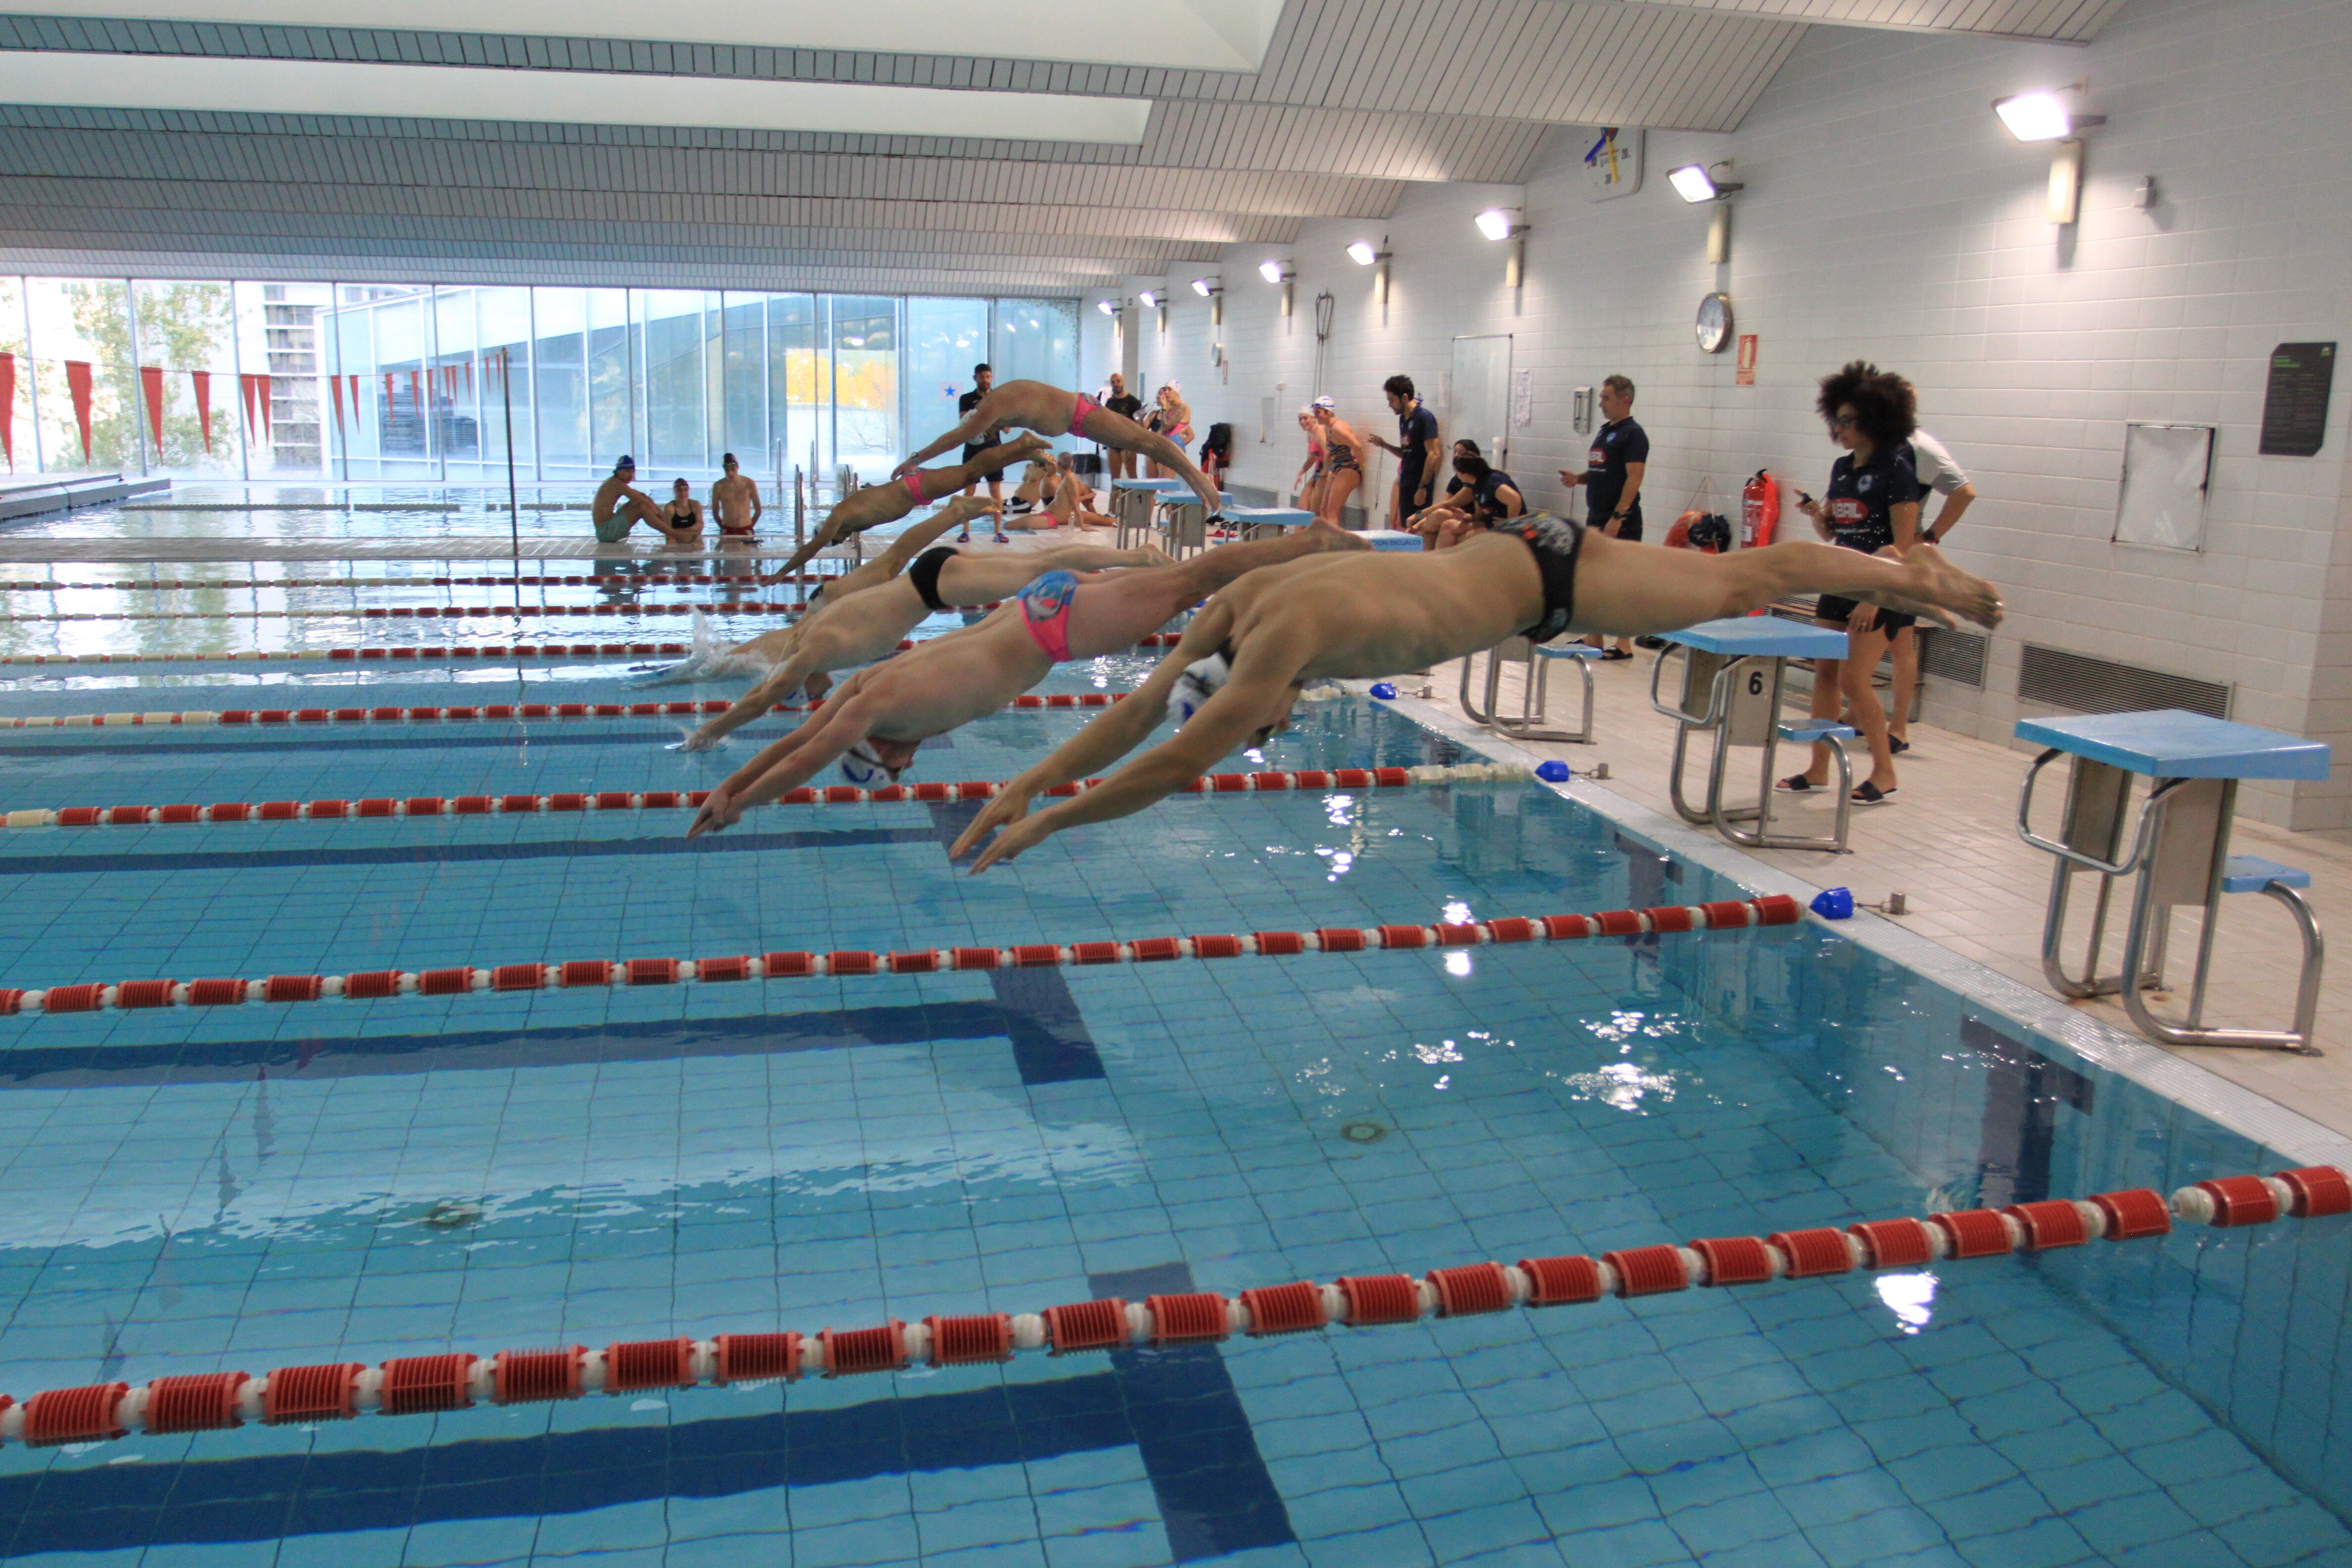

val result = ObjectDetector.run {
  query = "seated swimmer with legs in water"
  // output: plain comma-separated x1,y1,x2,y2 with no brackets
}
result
949,522,2005,870
767,433,1052,583
685,522,1366,835
681,531,1174,748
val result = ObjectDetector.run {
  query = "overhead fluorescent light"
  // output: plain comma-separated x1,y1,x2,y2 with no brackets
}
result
1345,241,1378,266
22,0,1286,74
1474,208,1519,242
0,51,1152,144
1994,90,2075,143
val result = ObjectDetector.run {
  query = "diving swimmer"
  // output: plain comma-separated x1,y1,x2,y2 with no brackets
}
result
893,379,1225,517
685,521,1368,837
947,522,2005,871
765,433,1052,582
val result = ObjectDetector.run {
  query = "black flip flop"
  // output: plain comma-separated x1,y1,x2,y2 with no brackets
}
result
1774,774,1819,793
1850,782,1898,806
1600,647,1634,661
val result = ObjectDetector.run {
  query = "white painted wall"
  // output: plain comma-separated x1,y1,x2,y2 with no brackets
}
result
1109,0,2352,827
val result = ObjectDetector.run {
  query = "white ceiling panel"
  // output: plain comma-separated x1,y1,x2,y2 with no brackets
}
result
1612,0,2126,43
0,50,1151,142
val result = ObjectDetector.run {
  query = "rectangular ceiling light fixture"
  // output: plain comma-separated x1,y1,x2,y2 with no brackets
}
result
0,52,1153,144
17,0,1284,73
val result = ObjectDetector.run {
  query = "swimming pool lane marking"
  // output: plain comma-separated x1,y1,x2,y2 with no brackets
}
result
2,759,1472,828
0,630,1185,667
1,602,823,623
0,572,837,591
0,888,1795,1016
0,1166,2338,1450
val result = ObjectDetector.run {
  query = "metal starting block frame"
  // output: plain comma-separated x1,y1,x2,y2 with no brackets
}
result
1460,637,1600,743
1651,617,1854,853
2016,709,2330,1054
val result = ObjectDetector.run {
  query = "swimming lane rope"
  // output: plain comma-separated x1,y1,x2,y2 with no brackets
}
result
0,882,1781,1016
0,1162,2339,1447
0,633,1180,670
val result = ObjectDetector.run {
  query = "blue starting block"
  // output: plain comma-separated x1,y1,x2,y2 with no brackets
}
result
2016,708,2328,1053
1225,507,1316,540
1460,637,1603,744
1650,616,1855,853
1109,478,1185,547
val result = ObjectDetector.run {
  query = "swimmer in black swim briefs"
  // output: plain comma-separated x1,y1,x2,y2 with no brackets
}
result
950,517,2005,870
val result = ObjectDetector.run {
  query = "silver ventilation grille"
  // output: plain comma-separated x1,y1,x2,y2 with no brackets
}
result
2018,643,2230,720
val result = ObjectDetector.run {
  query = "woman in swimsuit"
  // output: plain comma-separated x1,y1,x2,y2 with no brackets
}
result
893,379,1224,515
1293,409,1327,514
662,478,706,540
1310,397,1367,528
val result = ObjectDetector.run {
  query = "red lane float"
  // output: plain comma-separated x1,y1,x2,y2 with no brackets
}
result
0,634,1187,682
4,758,1477,829
7,601,824,624
0,573,839,593
1,1166,2337,1447
0,890,1800,1016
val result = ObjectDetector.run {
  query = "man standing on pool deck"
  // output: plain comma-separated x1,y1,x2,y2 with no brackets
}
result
593,457,697,544
957,365,1012,537
1102,372,1144,480
685,521,1367,837
762,433,1052,582
894,379,1227,517
947,524,2003,871
1368,375,1441,528
711,453,763,537
1559,375,1648,659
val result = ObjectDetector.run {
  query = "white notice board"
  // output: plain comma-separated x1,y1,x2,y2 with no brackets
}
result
2113,423,2214,552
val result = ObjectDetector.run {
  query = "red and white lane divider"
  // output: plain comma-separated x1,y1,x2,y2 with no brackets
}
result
0,633,1182,670
0,883,1775,1017
2,1164,2339,1447
1,574,834,592
7,760,1484,830
5,602,817,623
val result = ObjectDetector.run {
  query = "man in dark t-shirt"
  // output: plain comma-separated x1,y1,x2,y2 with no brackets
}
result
957,363,1010,540
1101,372,1144,480
1370,374,1441,527
1559,374,1649,656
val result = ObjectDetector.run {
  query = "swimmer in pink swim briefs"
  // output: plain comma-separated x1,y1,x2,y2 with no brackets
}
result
686,519,1364,837
893,379,1226,516
766,433,1052,582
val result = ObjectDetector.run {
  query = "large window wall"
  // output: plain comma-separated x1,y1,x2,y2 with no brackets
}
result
0,278,1076,486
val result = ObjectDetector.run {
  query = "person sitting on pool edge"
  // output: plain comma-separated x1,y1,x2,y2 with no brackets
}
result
663,478,706,540
684,520,1367,837
592,456,700,545
945,521,2004,872
763,433,1053,581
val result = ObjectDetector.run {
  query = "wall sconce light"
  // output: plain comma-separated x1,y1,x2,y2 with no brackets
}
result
1995,83,2105,225
1096,299,1117,315
1261,258,1296,316
1668,160,1744,263
1345,240,1377,265
1474,208,1526,289
1136,288,1160,309
1192,276,1224,330
1347,238,1393,305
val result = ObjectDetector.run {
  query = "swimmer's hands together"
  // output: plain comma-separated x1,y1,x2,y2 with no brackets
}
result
686,783,742,838
949,782,1037,865
965,806,1058,874
678,723,723,753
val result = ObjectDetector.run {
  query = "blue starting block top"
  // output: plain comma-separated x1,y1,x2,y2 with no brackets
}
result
1165,491,1235,509
1661,616,1850,660
1359,529,1425,552
1225,507,1315,529
2221,855,2312,894
2014,709,2331,782
1112,478,1186,492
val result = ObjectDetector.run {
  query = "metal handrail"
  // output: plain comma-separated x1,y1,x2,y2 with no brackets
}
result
2014,748,2191,878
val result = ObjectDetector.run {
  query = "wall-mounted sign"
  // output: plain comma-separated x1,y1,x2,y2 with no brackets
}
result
2260,342,2335,456
1735,335,1758,387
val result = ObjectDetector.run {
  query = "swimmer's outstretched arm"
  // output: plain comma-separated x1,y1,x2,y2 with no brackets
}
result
688,677,873,835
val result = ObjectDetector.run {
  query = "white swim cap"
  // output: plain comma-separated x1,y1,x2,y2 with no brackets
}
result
1173,650,1231,726
1312,394,1336,411
839,743,894,785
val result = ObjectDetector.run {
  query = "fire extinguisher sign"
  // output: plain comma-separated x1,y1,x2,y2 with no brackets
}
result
1735,335,1759,387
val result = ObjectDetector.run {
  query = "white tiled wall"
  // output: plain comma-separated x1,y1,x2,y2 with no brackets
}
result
1086,0,2352,828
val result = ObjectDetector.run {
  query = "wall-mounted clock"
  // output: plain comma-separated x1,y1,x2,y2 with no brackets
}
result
1582,127,1643,201
1696,292,1734,354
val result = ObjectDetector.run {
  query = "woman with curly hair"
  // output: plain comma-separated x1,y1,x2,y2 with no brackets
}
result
1776,360,1920,807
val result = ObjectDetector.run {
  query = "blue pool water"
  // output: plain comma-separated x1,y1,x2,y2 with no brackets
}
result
0,541,2345,1565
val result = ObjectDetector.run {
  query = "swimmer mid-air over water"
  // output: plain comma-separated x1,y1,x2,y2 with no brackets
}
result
949,520,2005,870
765,433,1052,582
684,521,1366,837
895,379,1227,517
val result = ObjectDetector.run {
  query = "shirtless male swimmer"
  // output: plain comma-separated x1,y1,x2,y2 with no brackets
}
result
685,521,1367,836
765,434,1052,581
593,457,700,545
895,380,1225,517
947,520,2004,870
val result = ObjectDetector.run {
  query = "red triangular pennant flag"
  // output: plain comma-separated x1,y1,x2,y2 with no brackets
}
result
464,359,473,393
384,372,396,413
330,372,345,438
138,364,165,453
239,374,256,438
409,369,423,410
64,360,94,463
257,374,272,438
190,370,212,453
347,374,359,416
0,352,14,471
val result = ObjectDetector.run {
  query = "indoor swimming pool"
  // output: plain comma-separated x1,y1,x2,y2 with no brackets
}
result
0,561,2341,1568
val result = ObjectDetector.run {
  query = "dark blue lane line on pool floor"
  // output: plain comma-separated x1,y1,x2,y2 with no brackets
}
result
0,826,934,877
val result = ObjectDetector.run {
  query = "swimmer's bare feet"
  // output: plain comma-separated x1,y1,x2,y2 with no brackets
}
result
1307,516,1372,551
1908,544,2004,631
1004,433,1053,465
1134,545,1177,566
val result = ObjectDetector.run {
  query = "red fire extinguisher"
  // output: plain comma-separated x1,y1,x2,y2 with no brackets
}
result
1741,470,1779,549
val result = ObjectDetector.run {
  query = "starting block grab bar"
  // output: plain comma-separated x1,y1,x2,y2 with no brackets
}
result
1649,641,1851,854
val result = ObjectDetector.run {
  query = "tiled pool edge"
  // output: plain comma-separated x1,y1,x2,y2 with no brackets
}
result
1380,685,2352,1172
